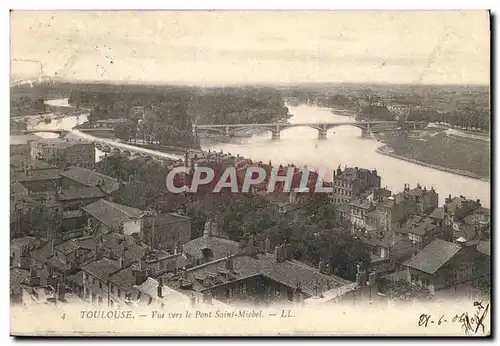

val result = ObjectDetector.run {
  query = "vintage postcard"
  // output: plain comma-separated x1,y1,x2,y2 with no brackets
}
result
10,10,490,336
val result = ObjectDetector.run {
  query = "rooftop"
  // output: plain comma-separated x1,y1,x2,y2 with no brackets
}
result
183,235,240,262
82,257,121,281
429,207,444,220
10,155,53,171
14,168,61,182
57,186,106,201
165,253,352,298
349,199,374,210
335,167,374,182
394,216,438,236
59,166,120,194
476,241,490,257
109,264,140,292
82,199,143,232
134,277,191,307
403,239,462,275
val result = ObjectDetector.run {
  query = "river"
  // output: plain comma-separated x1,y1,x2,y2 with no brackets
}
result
20,99,490,207
201,104,490,207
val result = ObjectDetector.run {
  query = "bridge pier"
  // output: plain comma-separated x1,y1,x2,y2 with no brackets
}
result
318,129,327,140
271,131,280,140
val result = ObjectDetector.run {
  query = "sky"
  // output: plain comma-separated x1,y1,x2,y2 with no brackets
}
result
10,11,490,86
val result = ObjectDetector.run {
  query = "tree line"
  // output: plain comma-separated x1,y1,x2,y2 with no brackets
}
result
70,86,291,148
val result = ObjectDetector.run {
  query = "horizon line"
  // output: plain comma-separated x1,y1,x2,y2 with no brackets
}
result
9,76,490,89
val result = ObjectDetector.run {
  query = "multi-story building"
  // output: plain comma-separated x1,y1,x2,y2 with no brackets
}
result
82,199,191,252
348,199,376,230
394,215,452,252
30,138,95,169
401,184,439,216
59,166,121,195
374,194,413,233
181,220,240,267
403,238,490,296
332,166,380,205
160,242,356,307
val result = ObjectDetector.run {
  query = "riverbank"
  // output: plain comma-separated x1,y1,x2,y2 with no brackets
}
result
376,145,490,182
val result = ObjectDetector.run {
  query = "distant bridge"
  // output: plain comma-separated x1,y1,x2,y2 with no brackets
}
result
193,121,426,140
11,127,114,138
11,129,70,137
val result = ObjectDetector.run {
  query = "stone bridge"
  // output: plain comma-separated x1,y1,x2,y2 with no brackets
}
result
194,121,426,140
11,129,70,138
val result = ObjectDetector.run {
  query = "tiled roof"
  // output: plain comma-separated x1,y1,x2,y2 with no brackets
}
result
82,199,143,231
30,242,54,264
183,236,239,261
429,207,444,220
12,236,37,249
109,264,139,292
134,277,191,306
166,253,352,298
403,239,461,275
59,166,120,194
15,168,61,182
54,240,81,255
334,203,350,213
57,186,105,201
83,257,121,281
10,155,53,171
349,199,374,210
476,241,490,257
63,210,83,219
395,216,437,236
45,256,71,271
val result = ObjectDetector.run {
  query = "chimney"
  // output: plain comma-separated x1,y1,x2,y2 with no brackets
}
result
29,267,40,286
274,245,285,263
225,253,234,271
318,260,326,273
133,266,148,286
203,220,213,238
157,277,163,298
57,282,66,302
264,236,272,253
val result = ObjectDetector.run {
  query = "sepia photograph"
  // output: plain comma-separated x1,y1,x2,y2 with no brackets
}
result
9,10,491,336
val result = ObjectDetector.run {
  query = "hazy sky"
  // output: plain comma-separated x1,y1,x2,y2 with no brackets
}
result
11,11,490,85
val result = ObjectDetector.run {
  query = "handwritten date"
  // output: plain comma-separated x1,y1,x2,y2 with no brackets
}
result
417,301,489,335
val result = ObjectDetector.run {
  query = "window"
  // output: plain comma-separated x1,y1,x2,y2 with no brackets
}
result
240,284,247,296
117,289,121,298
111,285,115,294
275,286,280,297
287,290,293,302
411,274,416,283
99,282,102,289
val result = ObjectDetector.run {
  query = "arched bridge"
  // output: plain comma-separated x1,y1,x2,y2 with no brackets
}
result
11,129,69,138
194,121,427,140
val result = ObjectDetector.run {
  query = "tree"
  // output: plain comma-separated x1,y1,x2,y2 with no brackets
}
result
377,278,434,301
